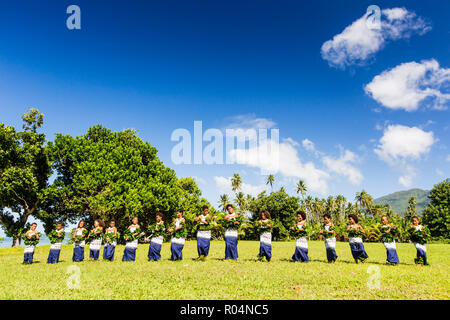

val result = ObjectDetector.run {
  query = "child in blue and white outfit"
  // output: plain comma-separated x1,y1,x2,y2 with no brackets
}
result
103,220,118,261
291,210,309,262
148,213,165,261
320,214,338,263
169,209,186,261
258,210,272,262
346,214,369,263
123,217,142,262
47,222,65,264
195,205,212,261
72,220,87,262
380,215,399,265
224,204,240,261
23,223,40,264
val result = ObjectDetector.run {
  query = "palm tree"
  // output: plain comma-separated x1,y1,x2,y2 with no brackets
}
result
218,194,230,212
355,190,373,217
405,196,417,223
326,196,337,217
266,174,275,191
336,194,347,223
295,180,307,199
304,195,313,222
312,197,325,224
231,173,242,193
235,192,246,210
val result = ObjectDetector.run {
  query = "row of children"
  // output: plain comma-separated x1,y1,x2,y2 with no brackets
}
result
22,204,430,266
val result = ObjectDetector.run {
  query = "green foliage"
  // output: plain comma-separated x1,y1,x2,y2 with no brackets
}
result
22,232,41,246
220,214,244,230
347,226,363,238
322,225,336,239
422,179,450,239
71,229,88,243
246,189,300,240
88,228,103,242
148,223,166,238
290,224,310,238
103,230,120,244
0,109,52,246
380,225,398,243
408,226,431,245
170,221,187,239
255,220,273,235
196,217,212,231
48,229,65,244
47,125,180,230
123,228,142,242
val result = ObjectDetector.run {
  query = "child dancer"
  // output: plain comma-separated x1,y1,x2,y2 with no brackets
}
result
123,217,142,262
103,220,118,261
320,214,338,263
169,209,186,261
195,205,212,261
89,219,104,261
257,210,272,262
380,215,399,265
408,216,430,266
23,223,40,264
291,210,309,262
346,214,369,263
223,204,241,261
47,222,65,264
72,220,88,262
148,213,166,261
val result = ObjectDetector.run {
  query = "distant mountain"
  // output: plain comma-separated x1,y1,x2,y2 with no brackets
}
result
374,188,430,216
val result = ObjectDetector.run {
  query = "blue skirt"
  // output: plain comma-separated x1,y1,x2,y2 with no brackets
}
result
225,237,238,260
23,252,34,264
89,249,100,261
350,243,369,262
197,238,211,257
103,245,116,261
292,247,309,262
47,249,61,264
123,247,137,261
72,246,85,262
259,242,272,261
148,242,162,261
414,243,428,265
171,243,184,261
326,248,338,262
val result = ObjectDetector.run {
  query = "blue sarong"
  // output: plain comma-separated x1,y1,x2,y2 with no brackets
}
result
171,238,185,261
324,238,338,262
23,245,35,264
103,243,116,261
384,242,399,264
414,243,428,265
259,232,272,261
224,229,238,260
349,238,369,262
123,240,138,262
72,242,85,262
47,243,62,264
148,236,163,261
197,231,211,257
292,237,309,262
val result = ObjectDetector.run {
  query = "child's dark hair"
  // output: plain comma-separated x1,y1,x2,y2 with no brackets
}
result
177,209,184,214
156,212,163,218
95,219,105,228
323,213,331,219
77,220,85,228
202,205,209,211
411,216,419,221
31,222,37,226
226,204,234,210
297,210,306,220
348,214,359,223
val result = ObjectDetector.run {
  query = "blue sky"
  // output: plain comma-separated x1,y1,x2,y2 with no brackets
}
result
0,0,449,222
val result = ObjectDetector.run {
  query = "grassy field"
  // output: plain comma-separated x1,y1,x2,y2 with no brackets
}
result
0,240,448,300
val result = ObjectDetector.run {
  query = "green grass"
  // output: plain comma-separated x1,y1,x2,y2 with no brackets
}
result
0,241,448,300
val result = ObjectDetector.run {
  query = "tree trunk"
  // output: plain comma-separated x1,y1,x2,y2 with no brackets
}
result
12,237,21,247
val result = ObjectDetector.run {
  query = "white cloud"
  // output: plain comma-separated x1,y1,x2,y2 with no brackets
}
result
302,139,316,152
365,59,450,111
374,124,436,164
213,176,267,197
321,7,430,68
322,148,364,185
228,139,330,194
225,114,276,130
398,166,416,188
447,155,450,162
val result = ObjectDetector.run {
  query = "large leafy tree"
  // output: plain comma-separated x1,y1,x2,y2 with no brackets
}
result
423,179,449,239
0,109,52,246
355,190,373,217
47,125,180,230
247,188,300,240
